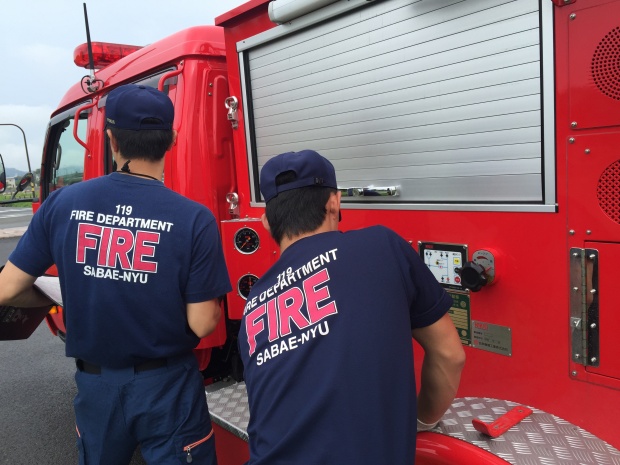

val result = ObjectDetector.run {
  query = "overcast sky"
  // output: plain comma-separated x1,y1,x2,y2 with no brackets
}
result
0,0,247,172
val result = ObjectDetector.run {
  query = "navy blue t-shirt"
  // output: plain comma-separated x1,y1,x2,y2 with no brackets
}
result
10,173,231,367
239,225,452,465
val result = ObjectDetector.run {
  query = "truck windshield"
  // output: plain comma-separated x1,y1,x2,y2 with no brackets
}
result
42,106,89,199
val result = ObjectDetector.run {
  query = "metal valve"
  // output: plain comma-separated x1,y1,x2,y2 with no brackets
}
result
455,261,488,292
225,96,239,129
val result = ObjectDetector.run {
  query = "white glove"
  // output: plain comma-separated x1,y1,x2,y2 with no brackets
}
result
417,418,439,432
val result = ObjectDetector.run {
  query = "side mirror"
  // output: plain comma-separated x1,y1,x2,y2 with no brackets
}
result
0,154,6,194
12,172,33,199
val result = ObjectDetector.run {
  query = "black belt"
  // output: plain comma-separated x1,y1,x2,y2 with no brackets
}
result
76,358,167,374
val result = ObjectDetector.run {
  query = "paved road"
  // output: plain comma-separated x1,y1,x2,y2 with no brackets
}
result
0,213,147,464
0,206,32,219
0,207,31,238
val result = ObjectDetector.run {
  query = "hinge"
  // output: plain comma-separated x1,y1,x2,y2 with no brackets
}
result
550,0,575,6
569,248,599,367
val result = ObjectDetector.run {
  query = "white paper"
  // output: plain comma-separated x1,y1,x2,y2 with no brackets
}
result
33,276,63,306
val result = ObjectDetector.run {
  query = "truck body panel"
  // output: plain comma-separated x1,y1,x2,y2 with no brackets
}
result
216,0,620,451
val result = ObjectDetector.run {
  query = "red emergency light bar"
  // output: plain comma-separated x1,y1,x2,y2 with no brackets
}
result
73,42,143,69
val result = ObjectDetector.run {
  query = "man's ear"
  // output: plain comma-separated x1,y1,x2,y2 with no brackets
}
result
107,129,119,154
327,191,341,222
261,213,271,233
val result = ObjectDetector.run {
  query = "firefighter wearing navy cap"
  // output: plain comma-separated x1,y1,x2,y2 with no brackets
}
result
0,84,230,464
239,149,466,465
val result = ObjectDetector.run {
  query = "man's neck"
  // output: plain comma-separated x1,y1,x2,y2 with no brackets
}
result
117,158,164,181
279,197,341,253
279,223,334,253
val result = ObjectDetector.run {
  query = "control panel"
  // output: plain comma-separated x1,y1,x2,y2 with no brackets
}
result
418,242,467,290
418,242,498,292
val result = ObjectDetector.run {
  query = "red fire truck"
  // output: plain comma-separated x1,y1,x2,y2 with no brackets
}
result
10,0,620,462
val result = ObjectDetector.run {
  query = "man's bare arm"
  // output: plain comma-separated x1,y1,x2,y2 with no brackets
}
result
187,298,222,338
412,313,466,426
0,261,53,308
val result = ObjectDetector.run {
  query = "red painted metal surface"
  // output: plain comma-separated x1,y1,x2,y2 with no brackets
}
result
567,1,620,130
72,102,96,154
215,1,276,220
417,433,511,465
215,0,270,26
221,219,278,319
55,26,226,114
583,242,620,386
212,423,249,465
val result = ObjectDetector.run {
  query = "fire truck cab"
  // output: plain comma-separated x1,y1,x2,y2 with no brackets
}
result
38,25,235,371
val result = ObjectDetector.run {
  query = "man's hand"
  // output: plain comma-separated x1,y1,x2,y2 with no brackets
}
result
0,261,53,308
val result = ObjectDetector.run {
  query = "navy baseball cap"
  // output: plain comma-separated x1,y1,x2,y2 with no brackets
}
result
105,84,174,131
260,150,338,202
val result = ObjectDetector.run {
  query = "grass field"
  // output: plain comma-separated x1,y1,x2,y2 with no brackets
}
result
0,192,36,207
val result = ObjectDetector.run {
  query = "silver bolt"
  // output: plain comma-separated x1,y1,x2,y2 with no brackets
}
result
569,137,575,143
571,371,577,376
569,230,575,235
585,149,591,154
589,254,596,259
590,323,597,329
573,287,579,292
570,13,576,20
574,353,581,359
586,230,592,235
571,121,577,128
591,357,597,363
590,289,597,294
572,252,579,257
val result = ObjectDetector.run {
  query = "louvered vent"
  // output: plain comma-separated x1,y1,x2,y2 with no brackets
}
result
591,27,620,100
597,160,620,224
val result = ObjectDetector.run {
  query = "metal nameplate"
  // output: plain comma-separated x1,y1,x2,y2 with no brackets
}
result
447,291,471,346
472,321,512,356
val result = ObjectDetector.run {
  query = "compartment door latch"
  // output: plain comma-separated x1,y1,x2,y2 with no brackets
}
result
569,248,600,367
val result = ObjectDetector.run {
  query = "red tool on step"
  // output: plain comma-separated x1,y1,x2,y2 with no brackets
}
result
472,406,533,438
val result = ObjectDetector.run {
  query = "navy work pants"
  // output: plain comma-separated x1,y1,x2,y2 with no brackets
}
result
74,352,217,465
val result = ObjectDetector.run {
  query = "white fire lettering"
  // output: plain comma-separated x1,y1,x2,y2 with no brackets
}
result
245,268,337,356
76,223,159,273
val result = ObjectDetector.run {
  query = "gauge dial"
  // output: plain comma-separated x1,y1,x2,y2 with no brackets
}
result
237,274,259,300
234,227,260,254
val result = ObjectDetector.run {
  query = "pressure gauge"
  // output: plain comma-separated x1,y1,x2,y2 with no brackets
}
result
234,227,260,254
237,274,259,300
472,249,497,285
